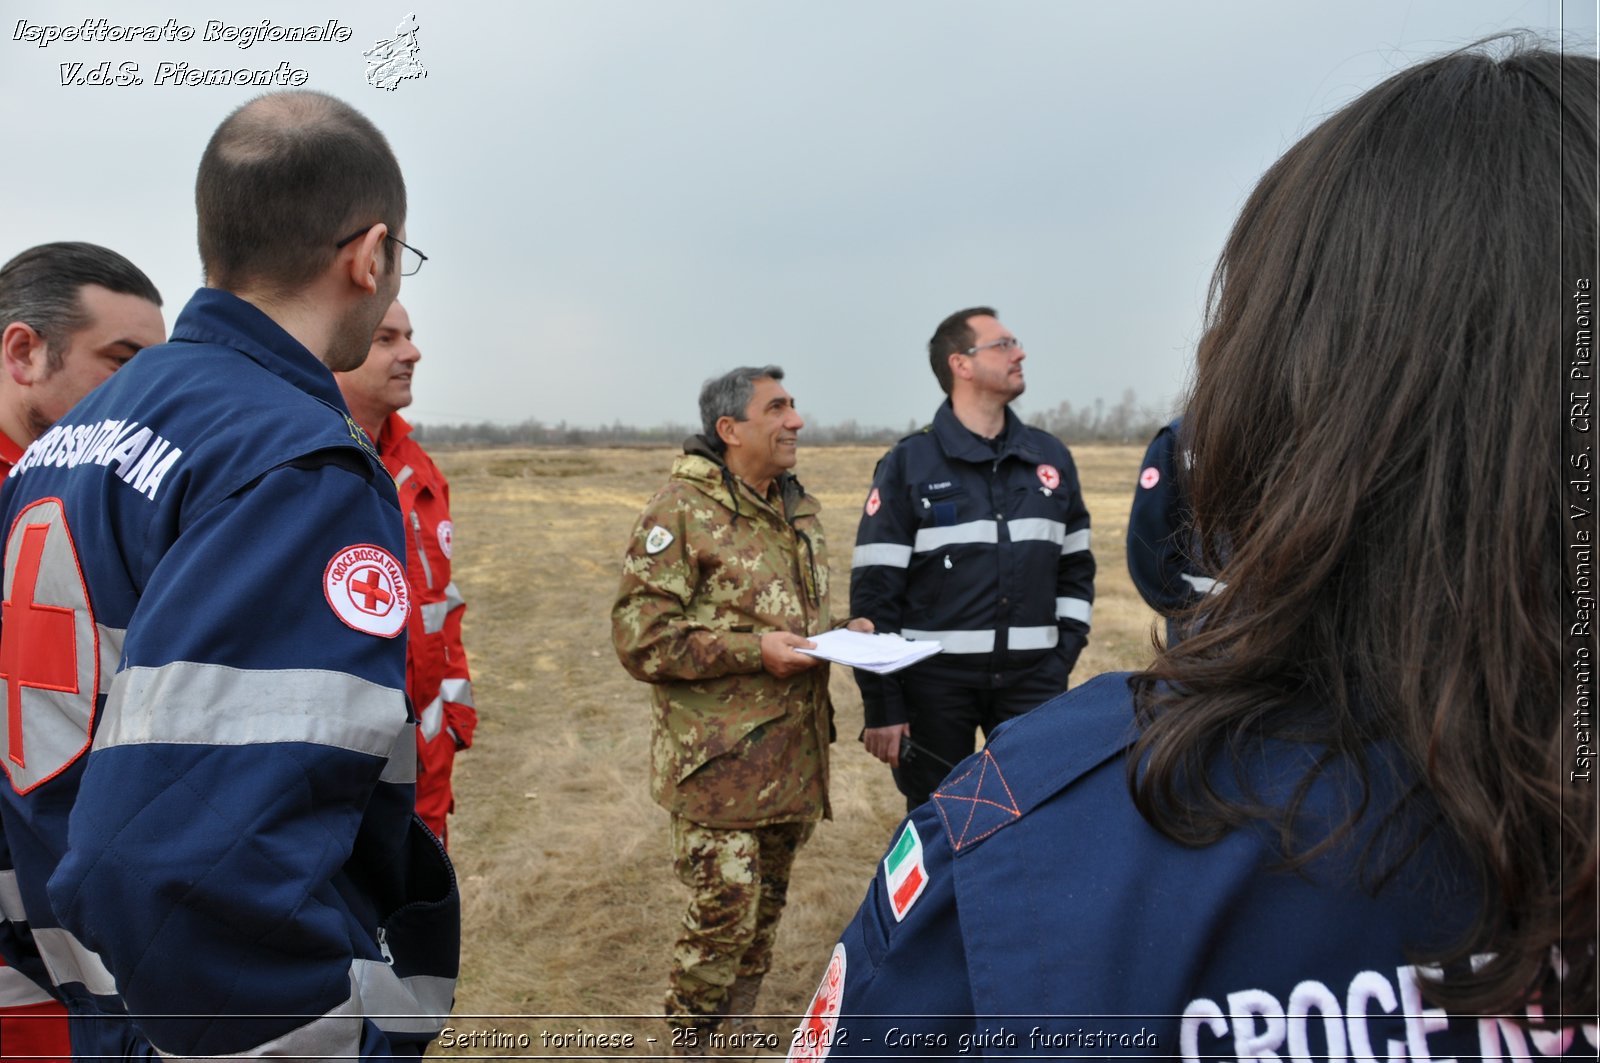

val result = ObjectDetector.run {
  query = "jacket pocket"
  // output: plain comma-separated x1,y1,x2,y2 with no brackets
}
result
361,817,460,1047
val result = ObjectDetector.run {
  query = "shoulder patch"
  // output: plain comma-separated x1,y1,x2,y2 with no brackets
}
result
436,519,454,559
343,413,380,460
883,821,929,921
931,749,1021,852
787,943,846,1063
863,487,881,517
644,525,674,555
324,544,410,637
1140,466,1161,489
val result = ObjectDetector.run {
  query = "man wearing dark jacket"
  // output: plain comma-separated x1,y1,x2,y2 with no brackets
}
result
850,307,1094,809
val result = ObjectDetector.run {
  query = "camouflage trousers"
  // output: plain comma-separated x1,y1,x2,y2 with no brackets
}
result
665,815,815,1026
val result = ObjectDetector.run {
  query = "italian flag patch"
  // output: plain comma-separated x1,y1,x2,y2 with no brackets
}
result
883,821,928,922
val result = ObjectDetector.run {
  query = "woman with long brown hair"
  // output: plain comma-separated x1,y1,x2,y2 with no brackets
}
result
796,40,1597,1060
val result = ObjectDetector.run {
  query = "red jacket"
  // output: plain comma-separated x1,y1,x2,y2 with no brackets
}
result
376,413,476,841
0,430,71,1060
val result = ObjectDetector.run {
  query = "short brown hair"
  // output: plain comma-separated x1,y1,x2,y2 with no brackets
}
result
0,242,162,371
927,306,996,395
196,91,406,294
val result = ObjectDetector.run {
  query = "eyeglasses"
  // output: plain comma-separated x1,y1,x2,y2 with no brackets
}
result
963,336,1022,356
334,226,429,277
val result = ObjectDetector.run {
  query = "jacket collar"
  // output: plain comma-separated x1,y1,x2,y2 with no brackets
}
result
931,399,1046,464
169,288,350,412
0,430,23,472
377,411,414,454
675,435,816,522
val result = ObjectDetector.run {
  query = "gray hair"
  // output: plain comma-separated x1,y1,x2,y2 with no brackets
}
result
698,365,785,449
0,242,163,372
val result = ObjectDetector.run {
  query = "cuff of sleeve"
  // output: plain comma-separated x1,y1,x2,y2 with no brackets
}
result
443,702,477,748
728,632,765,674
862,687,909,728
1057,630,1088,674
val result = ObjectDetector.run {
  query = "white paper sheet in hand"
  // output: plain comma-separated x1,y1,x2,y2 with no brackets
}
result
795,629,943,674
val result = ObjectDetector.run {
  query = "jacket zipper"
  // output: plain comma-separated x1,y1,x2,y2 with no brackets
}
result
410,510,435,589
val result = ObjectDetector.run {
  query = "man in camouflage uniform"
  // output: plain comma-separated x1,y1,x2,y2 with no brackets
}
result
613,365,863,1041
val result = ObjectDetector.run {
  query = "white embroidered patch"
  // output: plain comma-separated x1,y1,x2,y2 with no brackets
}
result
864,487,881,517
645,525,674,555
436,520,454,559
1140,466,1161,489
324,544,410,638
787,943,846,1062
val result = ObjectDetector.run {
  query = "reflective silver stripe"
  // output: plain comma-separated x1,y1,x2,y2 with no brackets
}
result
1181,573,1222,595
33,926,116,996
1008,625,1060,651
157,973,363,1060
419,695,444,741
380,720,418,785
352,959,455,1035
0,870,25,922
417,583,468,635
913,520,997,553
97,663,407,761
420,600,449,634
0,965,53,1006
393,465,415,488
1007,518,1065,546
1061,528,1091,555
900,628,994,654
97,623,126,695
439,677,475,708
852,543,912,569
1056,597,1093,624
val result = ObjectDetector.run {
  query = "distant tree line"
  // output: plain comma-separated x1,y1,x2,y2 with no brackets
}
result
412,390,1171,448
1024,388,1170,444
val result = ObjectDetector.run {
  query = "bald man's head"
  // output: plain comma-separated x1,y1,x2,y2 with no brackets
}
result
196,91,406,295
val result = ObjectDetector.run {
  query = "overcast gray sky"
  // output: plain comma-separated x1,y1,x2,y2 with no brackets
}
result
2,1,1594,431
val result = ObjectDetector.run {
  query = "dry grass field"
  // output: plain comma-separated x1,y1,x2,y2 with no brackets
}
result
434,443,1161,1056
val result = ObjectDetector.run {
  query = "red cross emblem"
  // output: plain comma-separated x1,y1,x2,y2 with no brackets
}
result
788,943,845,1062
0,501,99,794
349,566,396,616
0,524,78,770
324,544,410,638
1140,466,1161,489
1037,464,1060,490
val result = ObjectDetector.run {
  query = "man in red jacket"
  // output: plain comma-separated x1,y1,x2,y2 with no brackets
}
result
336,299,477,846
0,241,164,1061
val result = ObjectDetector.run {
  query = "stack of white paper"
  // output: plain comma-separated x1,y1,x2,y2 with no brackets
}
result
795,629,943,674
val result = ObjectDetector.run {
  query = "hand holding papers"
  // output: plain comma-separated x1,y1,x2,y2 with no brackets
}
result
795,629,942,674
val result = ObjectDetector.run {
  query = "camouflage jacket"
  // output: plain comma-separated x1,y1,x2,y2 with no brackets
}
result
612,443,836,829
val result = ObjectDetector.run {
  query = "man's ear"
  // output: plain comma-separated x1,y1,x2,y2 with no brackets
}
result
715,415,742,450
341,223,389,295
2,321,49,386
947,351,971,383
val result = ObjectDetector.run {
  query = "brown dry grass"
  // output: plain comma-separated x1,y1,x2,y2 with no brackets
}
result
435,444,1159,1053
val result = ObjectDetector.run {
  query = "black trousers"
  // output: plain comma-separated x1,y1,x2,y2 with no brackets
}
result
890,653,1072,811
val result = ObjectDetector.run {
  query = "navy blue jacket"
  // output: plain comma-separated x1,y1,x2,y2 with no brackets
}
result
0,290,458,1058
798,673,1595,1061
849,403,1094,727
1126,417,1213,615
